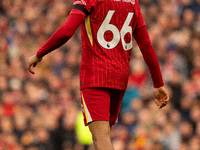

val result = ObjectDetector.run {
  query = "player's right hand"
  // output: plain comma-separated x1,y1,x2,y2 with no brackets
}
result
27,54,42,74
153,86,169,109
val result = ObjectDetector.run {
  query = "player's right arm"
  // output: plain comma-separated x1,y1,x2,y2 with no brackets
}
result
28,8,87,74
133,26,169,108
133,0,169,108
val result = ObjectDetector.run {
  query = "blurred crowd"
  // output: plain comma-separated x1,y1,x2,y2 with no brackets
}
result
0,0,200,150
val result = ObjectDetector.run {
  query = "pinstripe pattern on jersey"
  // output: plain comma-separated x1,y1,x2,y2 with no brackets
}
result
78,0,145,90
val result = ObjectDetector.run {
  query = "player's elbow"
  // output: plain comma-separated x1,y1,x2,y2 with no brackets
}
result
139,42,152,52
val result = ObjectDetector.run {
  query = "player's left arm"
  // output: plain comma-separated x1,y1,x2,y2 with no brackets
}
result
36,9,87,58
28,8,87,74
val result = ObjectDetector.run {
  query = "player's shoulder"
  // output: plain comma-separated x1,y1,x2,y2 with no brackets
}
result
73,0,138,5
73,0,139,13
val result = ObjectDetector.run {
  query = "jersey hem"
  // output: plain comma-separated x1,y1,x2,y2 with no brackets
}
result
80,85,127,91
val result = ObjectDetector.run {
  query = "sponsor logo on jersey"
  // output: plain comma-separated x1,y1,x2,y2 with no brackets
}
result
73,0,86,6
113,0,135,4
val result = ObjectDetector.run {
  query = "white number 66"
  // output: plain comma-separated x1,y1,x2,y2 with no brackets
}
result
97,10,134,50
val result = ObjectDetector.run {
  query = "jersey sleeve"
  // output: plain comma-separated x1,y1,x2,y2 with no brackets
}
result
36,10,86,58
135,0,146,30
133,26,164,88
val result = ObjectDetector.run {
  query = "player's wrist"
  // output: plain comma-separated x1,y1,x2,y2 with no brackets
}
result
33,54,42,62
153,86,165,92
36,52,43,60
153,82,164,88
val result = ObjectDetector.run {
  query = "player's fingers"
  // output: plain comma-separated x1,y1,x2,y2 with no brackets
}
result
29,68,35,74
162,98,168,104
159,99,168,109
33,63,37,67
160,104,165,109
159,103,167,109
160,95,169,103
164,94,169,101
163,99,169,104
154,99,161,107
28,64,35,74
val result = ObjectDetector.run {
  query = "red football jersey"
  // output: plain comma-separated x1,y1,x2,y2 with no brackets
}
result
73,0,145,90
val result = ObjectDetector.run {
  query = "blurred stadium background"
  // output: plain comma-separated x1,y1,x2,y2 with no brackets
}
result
0,0,200,149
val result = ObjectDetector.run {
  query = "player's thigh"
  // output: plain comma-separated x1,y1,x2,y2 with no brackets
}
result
88,121,111,138
80,88,111,125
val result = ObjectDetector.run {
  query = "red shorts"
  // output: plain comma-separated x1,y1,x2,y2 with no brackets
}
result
80,88,125,126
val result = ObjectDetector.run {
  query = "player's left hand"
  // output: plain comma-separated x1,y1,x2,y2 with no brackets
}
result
153,86,169,109
27,54,42,74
